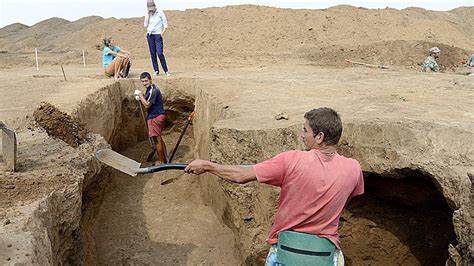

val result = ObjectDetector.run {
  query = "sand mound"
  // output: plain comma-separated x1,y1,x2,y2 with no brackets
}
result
301,40,470,70
33,102,89,147
0,5,472,70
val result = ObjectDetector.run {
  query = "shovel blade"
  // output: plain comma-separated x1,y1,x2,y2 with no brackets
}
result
96,149,141,176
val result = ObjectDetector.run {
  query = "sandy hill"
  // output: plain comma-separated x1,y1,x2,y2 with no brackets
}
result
0,22,29,37
0,5,473,70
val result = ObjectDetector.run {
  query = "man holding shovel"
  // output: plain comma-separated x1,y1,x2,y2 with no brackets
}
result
135,72,167,165
185,107,364,265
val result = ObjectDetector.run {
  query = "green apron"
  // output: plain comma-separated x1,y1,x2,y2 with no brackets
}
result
277,231,336,266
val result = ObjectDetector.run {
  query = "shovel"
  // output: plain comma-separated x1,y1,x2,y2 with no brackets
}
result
96,149,186,176
345,59,389,69
168,111,195,163
136,100,157,162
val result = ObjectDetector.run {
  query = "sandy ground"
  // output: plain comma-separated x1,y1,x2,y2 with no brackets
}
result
1,57,472,264
89,133,240,264
0,5,473,264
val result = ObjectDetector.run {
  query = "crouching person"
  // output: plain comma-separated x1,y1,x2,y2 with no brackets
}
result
102,37,132,79
422,47,441,73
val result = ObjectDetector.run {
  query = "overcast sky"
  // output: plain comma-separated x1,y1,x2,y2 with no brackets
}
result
0,0,472,28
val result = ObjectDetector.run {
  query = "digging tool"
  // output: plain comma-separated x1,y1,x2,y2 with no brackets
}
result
96,149,186,176
136,100,157,162
345,59,389,69
0,121,17,171
168,111,195,163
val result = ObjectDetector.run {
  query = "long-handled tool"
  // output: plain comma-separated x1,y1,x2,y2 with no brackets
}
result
96,149,186,176
345,59,389,69
168,111,195,163
136,100,157,162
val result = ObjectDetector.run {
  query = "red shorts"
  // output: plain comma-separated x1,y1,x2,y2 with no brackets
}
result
147,114,165,137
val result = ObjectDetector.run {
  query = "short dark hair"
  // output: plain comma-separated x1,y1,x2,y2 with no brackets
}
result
140,72,152,80
304,108,342,145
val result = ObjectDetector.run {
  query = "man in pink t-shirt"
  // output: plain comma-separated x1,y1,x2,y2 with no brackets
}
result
185,107,364,265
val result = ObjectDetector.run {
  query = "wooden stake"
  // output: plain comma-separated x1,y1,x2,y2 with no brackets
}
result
82,49,86,67
35,48,39,71
61,65,67,81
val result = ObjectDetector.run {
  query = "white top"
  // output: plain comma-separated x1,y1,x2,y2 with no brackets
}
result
144,10,168,34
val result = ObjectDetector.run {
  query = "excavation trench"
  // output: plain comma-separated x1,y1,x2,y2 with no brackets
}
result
74,80,240,264
77,80,458,265
19,80,463,264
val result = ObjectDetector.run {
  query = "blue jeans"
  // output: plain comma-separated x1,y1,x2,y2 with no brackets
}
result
265,245,345,266
265,245,281,266
146,33,168,73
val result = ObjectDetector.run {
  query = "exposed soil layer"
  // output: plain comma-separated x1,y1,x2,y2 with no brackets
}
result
33,102,89,147
340,171,456,265
0,126,109,264
81,134,240,264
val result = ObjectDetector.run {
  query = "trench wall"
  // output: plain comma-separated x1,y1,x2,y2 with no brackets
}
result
72,81,145,150
72,79,197,148
74,78,196,264
13,78,197,264
195,112,472,264
17,134,110,265
339,120,472,264
11,80,134,264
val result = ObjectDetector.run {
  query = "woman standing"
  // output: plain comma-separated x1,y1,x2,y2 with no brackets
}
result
102,37,132,80
144,1,170,76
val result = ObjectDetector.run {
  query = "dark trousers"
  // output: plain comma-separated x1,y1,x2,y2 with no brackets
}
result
146,33,168,73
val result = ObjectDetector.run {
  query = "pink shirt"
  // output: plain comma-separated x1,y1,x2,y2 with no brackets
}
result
253,149,364,249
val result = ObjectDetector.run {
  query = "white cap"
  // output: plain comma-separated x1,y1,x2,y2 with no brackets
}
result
429,47,441,53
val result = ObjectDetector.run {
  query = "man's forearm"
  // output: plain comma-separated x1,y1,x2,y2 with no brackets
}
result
139,95,150,108
205,162,256,184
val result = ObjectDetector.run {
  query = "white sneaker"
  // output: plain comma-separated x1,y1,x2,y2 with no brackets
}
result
153,71,159,76
165,72,170,77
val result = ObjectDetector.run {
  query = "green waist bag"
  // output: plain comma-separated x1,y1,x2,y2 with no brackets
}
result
277,231,336,266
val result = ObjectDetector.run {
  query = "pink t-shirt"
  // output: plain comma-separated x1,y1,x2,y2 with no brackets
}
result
253,149,364,249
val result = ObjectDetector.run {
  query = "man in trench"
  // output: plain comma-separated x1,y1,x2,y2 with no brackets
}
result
185,107,364,265
135,72,168,165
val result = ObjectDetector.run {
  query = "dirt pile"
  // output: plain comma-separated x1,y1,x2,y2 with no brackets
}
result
302,40,471,71
0,5,472,70
33,102,89,147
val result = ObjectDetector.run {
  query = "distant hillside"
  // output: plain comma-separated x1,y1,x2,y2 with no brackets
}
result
0,5,472,70
0,22,29,37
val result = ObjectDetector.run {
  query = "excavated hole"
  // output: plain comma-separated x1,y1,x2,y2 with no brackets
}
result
340,169,457,265
76,82,241,265
72,82,458,265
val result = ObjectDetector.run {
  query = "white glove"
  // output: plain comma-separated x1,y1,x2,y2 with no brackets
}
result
135,95,140,101
134,89,141,96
